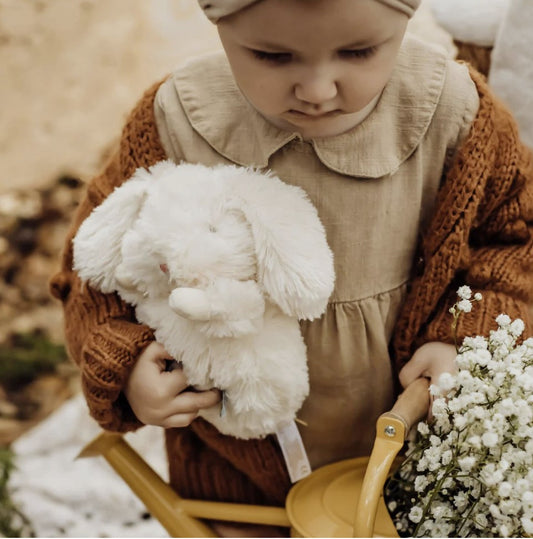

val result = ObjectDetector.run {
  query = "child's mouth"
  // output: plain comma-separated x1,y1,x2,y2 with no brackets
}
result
287,109,342,120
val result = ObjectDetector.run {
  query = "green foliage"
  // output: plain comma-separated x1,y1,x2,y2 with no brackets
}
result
0,332,68,389
0,448,34,537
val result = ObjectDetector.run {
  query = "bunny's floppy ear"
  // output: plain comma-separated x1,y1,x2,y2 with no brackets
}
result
72,170,151,293
226,167,335,320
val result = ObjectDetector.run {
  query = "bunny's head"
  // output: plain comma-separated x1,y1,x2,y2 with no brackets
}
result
73,161,334,320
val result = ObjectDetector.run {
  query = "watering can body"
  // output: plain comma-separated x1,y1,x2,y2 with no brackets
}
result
79,378,428,537
288,457,399,537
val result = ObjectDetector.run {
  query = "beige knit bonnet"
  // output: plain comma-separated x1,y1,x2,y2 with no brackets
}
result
199,0,421,22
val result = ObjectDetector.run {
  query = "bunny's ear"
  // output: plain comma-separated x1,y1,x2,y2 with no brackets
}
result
72,171,150,293
227,167,335,320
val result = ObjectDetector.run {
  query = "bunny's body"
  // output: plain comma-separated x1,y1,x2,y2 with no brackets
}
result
73,161,335,439
142,296,309,438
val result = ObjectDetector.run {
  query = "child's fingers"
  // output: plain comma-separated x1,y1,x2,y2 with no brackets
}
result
399,342,457,388
398,353,428,389
158,368,190,398
167,388,222,415
160,412,199,429
160,389,221,428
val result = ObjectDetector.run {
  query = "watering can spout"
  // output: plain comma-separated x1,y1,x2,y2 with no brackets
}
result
78,431,217,537
77,431,123,459
77,431,290,536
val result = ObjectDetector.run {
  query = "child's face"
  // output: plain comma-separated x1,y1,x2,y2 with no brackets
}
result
217,0,409,138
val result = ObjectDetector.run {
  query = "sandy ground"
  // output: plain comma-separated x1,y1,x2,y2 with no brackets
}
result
0,0,453,194
0,0,220,194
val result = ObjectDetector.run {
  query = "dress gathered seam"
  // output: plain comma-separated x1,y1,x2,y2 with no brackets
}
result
328,280,409,305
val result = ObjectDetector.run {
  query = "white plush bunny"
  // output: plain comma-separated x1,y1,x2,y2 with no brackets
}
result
73,161,335,439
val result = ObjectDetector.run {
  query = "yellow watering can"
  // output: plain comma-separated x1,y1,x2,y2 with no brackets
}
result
79,378,429,537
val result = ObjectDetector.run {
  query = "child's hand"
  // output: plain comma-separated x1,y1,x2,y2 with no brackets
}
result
124,341,221,428
399,341,457,389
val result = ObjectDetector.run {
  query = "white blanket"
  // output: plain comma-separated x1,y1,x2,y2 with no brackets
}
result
429,0,510,47
489,0,533,148
10,395,168,537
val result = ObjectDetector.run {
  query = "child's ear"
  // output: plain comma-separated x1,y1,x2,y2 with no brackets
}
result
227,167,335,320
72,172,149,293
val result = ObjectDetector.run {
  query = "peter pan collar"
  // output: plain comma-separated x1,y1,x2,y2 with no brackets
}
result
172,34,447,178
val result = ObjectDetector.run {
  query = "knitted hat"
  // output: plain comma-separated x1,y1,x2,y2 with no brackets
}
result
198,0,421,23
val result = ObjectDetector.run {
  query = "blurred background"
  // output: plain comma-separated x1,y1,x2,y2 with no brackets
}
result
0,0,528,536
0,0,219,446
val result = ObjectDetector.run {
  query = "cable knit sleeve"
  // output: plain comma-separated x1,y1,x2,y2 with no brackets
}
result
49,80,167,431
393,69,533,367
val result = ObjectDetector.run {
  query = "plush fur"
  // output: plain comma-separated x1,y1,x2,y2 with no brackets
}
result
73,161,335,439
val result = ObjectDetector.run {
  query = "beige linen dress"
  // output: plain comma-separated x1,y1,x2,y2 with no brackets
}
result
154,34,479,470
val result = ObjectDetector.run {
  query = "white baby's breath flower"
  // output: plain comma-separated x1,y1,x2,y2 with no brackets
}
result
431,398,447,417
462,335,488,350
498,458,510,473
498,398,517,417
481,431,498,447
496,314,512,327
525,439,533,454
523,491,533,508
453,491,469,512
441,450,453,466
456,370,473,386
474,348,492,367
417,422,429,436
500,498,521,517
521,518,533,535
437,372,456,392
429,384,441,397
429,435,442,447
457,285,472,300
453,414,467,430
409,506,424,524
475,513,488,529
387,295,533,537
499,523,511,537
457,299,472,313
510,319,525,337
489,504,503,519
466,435,482,449
417,456,429,473
515,479,529,495
474,292,482,301
483,467,504,487
415,475,429,493
458,456,476,473
431,502,452,519
490,328,514,348
498,482,513,498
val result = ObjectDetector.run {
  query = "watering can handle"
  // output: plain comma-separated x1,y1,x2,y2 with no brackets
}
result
353,377,430,538
384,376,431,435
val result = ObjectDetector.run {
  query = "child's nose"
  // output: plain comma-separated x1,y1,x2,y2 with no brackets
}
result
294,69,338,106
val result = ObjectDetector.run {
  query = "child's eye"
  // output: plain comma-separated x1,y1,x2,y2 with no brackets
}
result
250,49,292,64
339,46,377,60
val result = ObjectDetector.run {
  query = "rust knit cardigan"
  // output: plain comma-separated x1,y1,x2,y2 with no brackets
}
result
50,69,533,505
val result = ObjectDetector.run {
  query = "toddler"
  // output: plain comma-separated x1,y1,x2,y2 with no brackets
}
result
51,0,533,535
